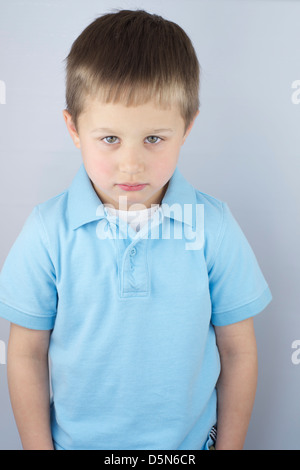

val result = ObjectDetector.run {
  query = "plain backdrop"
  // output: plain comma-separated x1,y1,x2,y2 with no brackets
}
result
0,0,299,450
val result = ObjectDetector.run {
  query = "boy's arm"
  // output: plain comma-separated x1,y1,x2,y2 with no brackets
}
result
7,323,54,450
214,317,258,450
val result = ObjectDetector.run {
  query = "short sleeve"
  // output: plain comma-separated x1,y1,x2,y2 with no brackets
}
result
209,202,272,326
0,206,57,330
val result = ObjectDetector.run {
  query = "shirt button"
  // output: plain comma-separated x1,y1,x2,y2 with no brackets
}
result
130,247,137,256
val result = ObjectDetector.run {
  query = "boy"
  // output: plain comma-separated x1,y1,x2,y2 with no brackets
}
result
0,10,272,450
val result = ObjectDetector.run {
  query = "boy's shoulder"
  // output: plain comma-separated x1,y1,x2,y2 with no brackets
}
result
195,187,227,229
184,175,226,230
168,169,229,266
193,187,227,261
35,189,69,222
194,187,224,213
165,167,226,225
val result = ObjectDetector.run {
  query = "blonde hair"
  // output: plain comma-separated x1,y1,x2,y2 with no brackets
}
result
64,9,200,134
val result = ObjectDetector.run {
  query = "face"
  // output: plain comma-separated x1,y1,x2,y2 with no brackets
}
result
63,99,198,210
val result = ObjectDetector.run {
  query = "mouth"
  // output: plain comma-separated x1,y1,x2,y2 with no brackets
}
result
117,183,148,192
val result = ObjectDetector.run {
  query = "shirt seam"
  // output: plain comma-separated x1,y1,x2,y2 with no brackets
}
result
211,285,270,315
35,205,56,275
207,201,227,273
0,299,57,319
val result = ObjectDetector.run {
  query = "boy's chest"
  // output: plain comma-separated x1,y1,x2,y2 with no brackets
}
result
56,227,209,304
52,225,212,364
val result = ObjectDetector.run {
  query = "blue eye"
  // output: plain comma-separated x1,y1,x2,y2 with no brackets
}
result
146,136,162,144
101,136,162,145
103,136,119,144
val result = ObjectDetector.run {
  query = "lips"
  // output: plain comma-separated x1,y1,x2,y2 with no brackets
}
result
117,183,147,192
119,183,145,186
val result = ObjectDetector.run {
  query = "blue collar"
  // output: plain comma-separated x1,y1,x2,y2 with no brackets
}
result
68,164,197,230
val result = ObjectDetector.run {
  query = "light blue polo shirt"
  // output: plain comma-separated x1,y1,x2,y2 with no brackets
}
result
0,164,272,450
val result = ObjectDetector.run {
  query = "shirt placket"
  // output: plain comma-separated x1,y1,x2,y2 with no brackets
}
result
111,208,163,298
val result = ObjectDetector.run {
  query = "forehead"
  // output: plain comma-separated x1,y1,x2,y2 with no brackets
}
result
78,97,185,133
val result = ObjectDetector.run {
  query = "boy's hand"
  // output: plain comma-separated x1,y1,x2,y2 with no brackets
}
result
214,317,258,450
7,323,54,450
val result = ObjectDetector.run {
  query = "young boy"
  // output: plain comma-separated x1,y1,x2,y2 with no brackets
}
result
0,10,272,450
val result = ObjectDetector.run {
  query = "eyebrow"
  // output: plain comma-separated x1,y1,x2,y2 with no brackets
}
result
91,127,174,134
152,128,174,133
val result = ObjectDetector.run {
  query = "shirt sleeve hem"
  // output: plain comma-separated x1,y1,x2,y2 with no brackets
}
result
0,301,56,330
211,286,272,326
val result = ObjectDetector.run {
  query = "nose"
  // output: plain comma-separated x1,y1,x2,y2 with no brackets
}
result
118,147,144,174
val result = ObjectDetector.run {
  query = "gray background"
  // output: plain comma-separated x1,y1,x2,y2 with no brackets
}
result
0,0,299,450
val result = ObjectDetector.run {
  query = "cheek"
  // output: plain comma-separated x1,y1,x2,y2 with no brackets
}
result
81,142,114,178
86,160,114,192
152,146,180,180
95,159,114,177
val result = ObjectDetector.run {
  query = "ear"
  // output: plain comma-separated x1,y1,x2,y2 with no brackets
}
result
182,110,200,145
62,109,81,149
